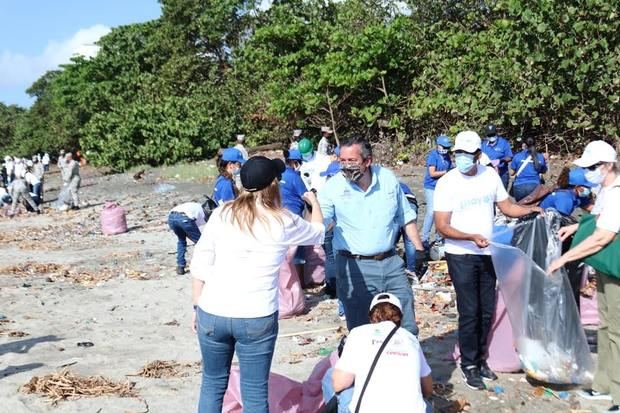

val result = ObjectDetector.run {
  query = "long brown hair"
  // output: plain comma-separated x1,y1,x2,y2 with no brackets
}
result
222,179,284,237
556,166,571,189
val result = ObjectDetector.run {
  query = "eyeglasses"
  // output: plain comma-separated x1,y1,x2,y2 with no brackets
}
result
585,163,603,171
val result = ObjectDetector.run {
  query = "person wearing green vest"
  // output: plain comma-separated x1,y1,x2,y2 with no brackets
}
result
547,140,619,413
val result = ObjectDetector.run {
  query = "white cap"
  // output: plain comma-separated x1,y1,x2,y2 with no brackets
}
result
320,126,333,134
236,134,246,141
369,292,402,312
4,156,10,161
453,131,481,153
26,160,34,167
293,129,302,137
573,140,617,167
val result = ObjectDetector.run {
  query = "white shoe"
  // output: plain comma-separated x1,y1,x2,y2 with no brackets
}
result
577,389,612,401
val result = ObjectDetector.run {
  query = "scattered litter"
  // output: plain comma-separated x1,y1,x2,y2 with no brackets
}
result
21,369,138,405
77,342,94,348
163,320,180,326
0,329,29,337
153,183,176,193
318,348,333,356
129,360,200,379
315,335,328,344
492,385,505,394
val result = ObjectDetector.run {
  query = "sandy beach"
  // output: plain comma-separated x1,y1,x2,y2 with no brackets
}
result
0,162,609,412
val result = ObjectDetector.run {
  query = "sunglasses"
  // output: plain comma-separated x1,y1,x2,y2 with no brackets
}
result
585,163,603,171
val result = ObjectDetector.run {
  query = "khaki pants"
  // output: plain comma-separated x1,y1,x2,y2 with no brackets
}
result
593,272,620,403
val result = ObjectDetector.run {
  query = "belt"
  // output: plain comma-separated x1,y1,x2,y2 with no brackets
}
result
337,249,396,261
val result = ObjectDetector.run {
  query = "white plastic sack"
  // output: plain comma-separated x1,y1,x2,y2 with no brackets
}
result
53,186,73,209
490,211,594,384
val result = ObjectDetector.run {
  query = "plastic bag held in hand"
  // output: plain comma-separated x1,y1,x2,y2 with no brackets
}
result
490,211,594,384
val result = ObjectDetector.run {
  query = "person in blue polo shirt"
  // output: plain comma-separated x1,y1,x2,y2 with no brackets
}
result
510,137,547,201
422,134,453,249
280,149,308,217
540,167,595,216
481,124,513,189
213,148,244,205
319,136,426,336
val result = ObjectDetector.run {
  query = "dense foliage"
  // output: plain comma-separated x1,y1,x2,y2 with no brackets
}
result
1,0,618,170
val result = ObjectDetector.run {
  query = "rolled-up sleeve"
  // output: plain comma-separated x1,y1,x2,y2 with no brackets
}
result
318,184,335,227
285,214,325,246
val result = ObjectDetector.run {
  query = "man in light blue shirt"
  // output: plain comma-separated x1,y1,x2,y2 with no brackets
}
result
319,137,425,335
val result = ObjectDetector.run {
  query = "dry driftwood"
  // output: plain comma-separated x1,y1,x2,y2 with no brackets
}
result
21,369,138,405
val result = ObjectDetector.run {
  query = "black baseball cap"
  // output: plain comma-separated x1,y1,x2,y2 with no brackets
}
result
240,156,286,192
485,124,497,137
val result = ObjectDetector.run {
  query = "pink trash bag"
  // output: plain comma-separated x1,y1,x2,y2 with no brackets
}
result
454,289,521,373
100,202,127,235
580,291,599,326
279,246,305,319
223,353,338,413
303,245,326,286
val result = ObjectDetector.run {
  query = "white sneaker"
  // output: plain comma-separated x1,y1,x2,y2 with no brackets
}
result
577,389,612,401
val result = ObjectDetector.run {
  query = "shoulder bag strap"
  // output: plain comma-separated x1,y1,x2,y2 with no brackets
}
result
515,155,532,177
354,325,399,413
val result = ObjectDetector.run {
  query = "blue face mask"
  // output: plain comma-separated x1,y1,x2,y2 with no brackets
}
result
488,136,498,144
455,153,476,173
578,187,591,198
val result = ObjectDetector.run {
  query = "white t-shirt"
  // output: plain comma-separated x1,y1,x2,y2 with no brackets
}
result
434,165,509,255
595,176,620,234
336,321,431,413
171,202,206,229
190,206,325,318
24,171,40,186
234,143,249,161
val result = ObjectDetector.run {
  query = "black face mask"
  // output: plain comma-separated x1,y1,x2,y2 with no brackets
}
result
341,163,364,183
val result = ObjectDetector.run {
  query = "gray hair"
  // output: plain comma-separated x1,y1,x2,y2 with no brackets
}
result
340,136,372,160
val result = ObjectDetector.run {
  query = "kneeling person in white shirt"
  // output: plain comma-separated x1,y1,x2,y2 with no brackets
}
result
325,293,433,413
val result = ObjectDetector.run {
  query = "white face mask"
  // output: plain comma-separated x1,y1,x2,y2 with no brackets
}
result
584,165,606,185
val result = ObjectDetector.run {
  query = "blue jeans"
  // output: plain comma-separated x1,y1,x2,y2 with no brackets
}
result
422,188,442,244
196,309,278,413
499,172,510,190
168,212,202,267
402,230,416,273
322,368,432,413
323,230,336,290
512,182,538,202
32,183,42,205
336,253,418,336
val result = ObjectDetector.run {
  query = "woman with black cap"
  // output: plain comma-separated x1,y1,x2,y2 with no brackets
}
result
190,156,325,413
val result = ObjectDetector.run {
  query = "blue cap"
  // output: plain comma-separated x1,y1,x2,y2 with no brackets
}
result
221,148,245,164
286,149,303,161
436,134,452,148
569,167,596,188
320,161,341,177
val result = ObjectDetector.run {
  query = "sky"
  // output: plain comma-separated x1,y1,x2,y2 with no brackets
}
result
0,0,162,107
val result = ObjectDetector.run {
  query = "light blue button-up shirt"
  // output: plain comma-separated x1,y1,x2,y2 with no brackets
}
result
319,165,417,256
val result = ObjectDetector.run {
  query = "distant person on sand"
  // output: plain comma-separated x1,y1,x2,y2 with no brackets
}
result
190,156,325,413
62,153,81,210
57,149,66,170
234,134,249,161
168,201,207,275
213,148,244,205
8,176,40,215
42,153,50,172
290,129,302,150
